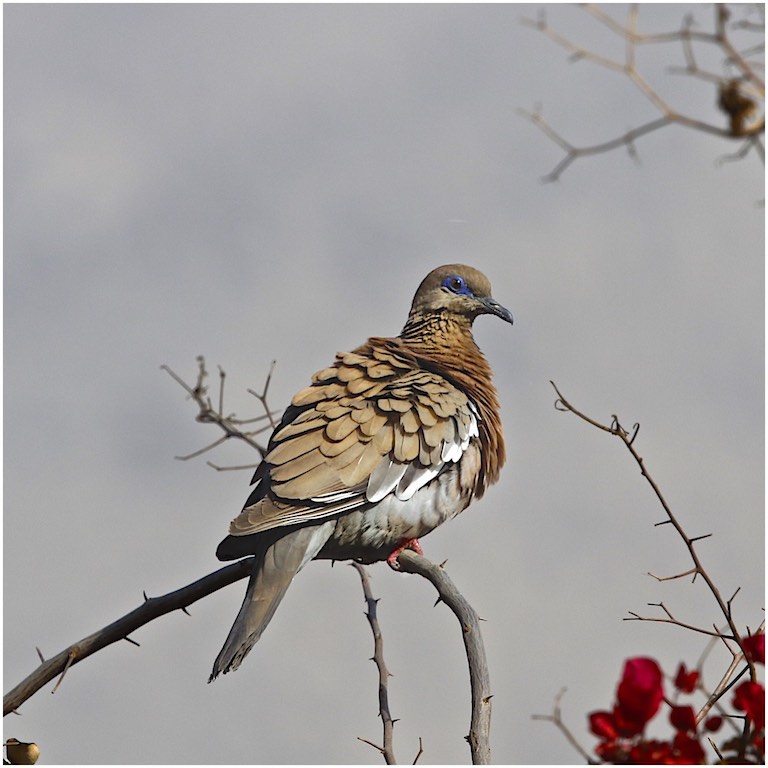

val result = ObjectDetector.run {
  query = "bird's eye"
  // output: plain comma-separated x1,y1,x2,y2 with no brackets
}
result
443,275,467,294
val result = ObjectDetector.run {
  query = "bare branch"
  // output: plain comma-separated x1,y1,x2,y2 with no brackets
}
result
412,736,424,765
624,609,734,640
532,688,598,765
206,461,259,473
519,109,671,182
162,357,281,461
247,359,279,431
521,4,765,179
396,551,492,765
647,567,698,582
351,563,398,765
3,559,253,715
550,382,752,674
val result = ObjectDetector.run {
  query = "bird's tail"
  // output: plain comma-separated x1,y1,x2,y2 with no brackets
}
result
209,522,334,682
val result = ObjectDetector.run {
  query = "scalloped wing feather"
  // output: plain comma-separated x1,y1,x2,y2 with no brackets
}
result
227,342,480,537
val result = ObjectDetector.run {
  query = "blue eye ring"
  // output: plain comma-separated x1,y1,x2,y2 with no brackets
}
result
442,275,471,295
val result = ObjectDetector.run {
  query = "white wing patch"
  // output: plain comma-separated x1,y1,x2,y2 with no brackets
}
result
365,406,479,503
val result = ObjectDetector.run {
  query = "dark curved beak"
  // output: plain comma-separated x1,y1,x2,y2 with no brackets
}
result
479,296,513,325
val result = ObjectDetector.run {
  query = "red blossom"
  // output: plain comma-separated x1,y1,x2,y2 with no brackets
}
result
595,739,625,763
743,633,766,666
673,662,699,694
669,704,697,734
733,680,765,731
588,657,762,764
589,710,618,740
671,732,706,764
703,715,723,732
615,657,664,735
629,738,672,764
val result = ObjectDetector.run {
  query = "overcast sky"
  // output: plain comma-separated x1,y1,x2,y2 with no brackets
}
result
4,4,764,765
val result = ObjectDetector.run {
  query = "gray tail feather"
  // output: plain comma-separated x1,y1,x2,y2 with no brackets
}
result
208,523,334,682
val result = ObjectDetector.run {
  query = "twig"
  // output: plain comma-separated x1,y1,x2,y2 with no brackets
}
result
697,619,766,725
532,688,598,765
162,357,280,462
550,381,760,706
351,563,398,765
550,382,747,652
396,551,492,765
412,736,424,765
521,4,765,180
247,359,279,430
624,608,734,640
3,559,253,715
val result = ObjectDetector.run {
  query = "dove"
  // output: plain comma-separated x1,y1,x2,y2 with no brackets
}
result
210,264,512,680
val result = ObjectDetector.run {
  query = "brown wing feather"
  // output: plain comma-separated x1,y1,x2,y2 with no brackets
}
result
227,340,476,537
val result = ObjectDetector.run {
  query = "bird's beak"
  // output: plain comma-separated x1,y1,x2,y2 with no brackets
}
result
479,296,513,325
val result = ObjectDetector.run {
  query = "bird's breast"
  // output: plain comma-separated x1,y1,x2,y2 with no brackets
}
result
316,458,475,563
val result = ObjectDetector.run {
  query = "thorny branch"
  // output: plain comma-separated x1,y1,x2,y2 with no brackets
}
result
3,559,254,715
520,4,765,181
352,563,399,765
549,380,762,724
5,358,494,766
352,557,488,765
396,551,493,765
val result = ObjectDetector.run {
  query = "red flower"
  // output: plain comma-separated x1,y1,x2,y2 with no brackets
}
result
589,710,618,740
672,732,706,764
615,657,664,735
629,738,671,764
674,662,699,694
595,739,625,763
703,715,723,732
733,680,765,731
743,633,765,665
669,704,697,734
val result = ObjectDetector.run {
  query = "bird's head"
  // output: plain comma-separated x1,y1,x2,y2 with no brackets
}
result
408,264,513,326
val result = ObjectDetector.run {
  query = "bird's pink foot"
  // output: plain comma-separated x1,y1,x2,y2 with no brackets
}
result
386,538,424,570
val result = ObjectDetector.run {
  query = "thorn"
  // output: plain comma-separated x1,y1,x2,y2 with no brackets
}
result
181,606,191,616
433,596,443,608
51,650,77,694
143,590,149,601
483,694,494,703
438,559,448,568
654,519,672,527
35,647,45,663
689,533,713,544
124,636,141,647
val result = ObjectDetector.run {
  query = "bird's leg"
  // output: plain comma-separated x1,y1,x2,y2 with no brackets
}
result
386,538,424,570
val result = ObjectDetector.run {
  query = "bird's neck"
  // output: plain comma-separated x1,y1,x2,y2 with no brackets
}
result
397,310,505,493
399,309,476,352
398,309,491,388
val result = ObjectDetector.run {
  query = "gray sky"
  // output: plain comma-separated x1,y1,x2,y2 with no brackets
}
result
4,4,764,765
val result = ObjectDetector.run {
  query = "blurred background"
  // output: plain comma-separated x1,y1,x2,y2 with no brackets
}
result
4,4,763,764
